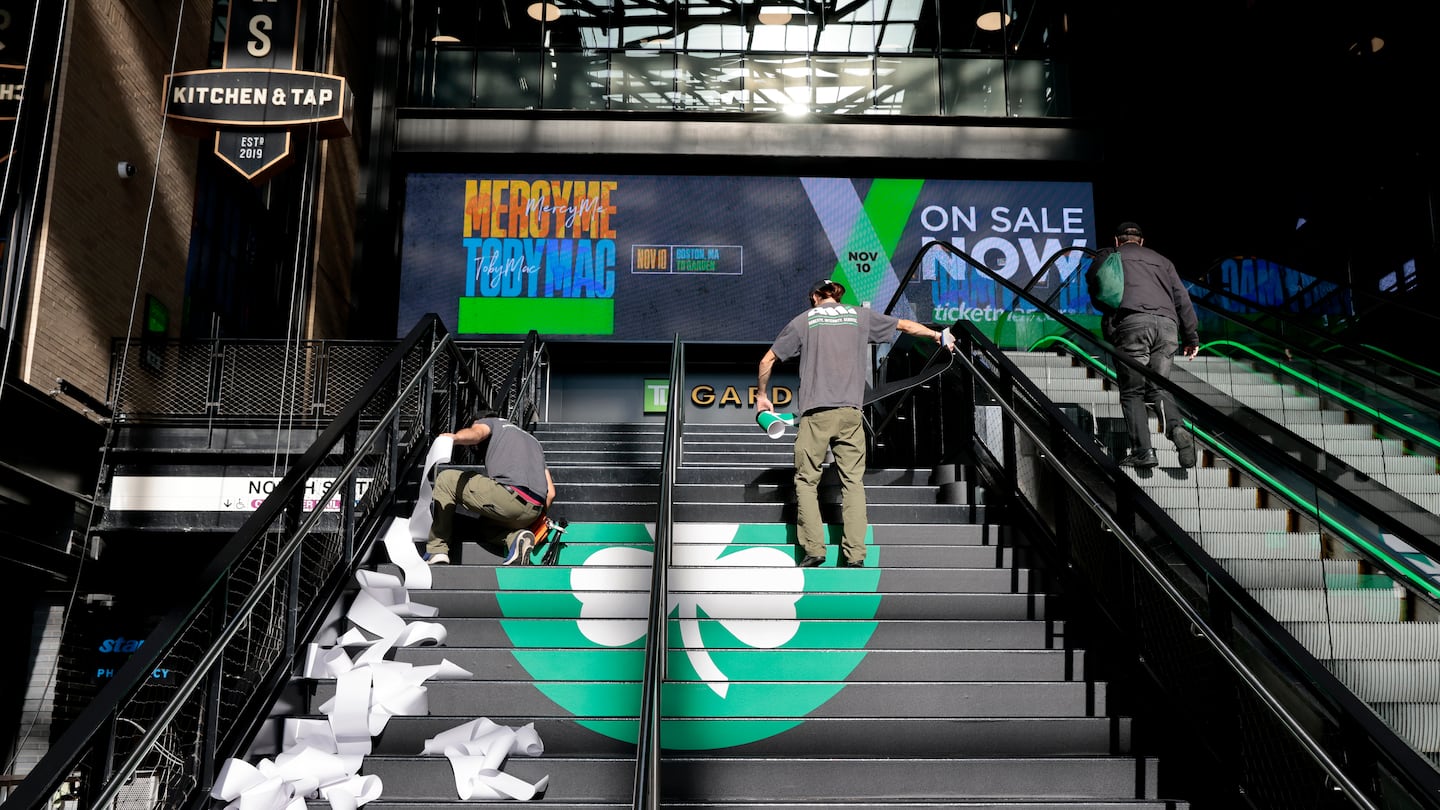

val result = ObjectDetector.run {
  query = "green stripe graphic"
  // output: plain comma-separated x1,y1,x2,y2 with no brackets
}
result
835,178,925,305
458,297,614,335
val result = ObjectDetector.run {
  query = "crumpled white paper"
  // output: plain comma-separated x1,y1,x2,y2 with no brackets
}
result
381,435,456,591
217,436,549,806
211,747,381,810
424,718,550,800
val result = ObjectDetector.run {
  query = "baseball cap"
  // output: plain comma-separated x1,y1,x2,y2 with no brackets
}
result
1115,222,1144,238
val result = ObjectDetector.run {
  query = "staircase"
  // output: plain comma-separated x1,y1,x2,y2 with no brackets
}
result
1005,348,1440,771
255,416,1189,808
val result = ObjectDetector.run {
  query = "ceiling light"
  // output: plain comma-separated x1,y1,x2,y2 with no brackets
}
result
757,6,793,25
976,11,1010,31
431,34,460,42
527,2,560,22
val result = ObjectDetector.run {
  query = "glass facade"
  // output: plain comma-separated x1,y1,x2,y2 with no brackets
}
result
409,0,1073,117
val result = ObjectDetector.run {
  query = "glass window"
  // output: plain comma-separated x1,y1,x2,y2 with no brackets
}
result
405,0,1072,118
747,54,810,113
811,55,873,114
1006,58,1069,117
430,47,477,107
677,52,747,111
609,51,679,111
940,55,1005,116
543,50,608,109
475,49,543,109
874,55,939,115
679,0,745,51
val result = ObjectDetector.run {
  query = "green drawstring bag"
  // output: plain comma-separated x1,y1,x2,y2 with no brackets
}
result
1092,251,1125,309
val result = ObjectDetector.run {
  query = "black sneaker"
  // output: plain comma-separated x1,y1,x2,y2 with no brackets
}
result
1118,449,1159,468
798,555,826,568
1172,429,1197,469
843,560,865,568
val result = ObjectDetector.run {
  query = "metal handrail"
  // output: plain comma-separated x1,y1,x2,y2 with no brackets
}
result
632,334,682,810
5,315,485,810
875,241,1440,802
889,240,1440,597
948,320,1386,809
500,330,545,429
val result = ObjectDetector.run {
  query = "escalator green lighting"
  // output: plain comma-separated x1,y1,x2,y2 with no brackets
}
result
1205,339,1440,453
1014,342,1440,600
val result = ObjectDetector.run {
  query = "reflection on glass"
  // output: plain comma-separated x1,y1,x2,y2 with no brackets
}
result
676,52,747,111
873,56,938,115
475,50,543,109
404,0,1075,118
431,48,477,107
543,51,607,109
747,54,810,113
811,55,872,114
940,56,1004,116
607,51,676,111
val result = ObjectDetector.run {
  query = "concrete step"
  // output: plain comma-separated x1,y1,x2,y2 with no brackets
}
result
390,646,1086,683
385,588,1052,621
409,562,1037,596
316,680,1108,720
355,714,1126,758
353,754,1158,803
429,617,1065,650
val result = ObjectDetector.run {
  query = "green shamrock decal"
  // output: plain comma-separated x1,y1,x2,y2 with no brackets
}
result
497,523,881,750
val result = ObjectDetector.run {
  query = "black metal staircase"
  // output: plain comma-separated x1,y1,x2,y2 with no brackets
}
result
267,416,1185,809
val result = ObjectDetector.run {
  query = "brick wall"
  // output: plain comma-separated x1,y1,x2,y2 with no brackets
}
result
20,0,210,412
307,1,366,339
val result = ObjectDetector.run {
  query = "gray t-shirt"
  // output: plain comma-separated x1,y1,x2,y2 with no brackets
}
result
477,417,549,500
769,304,901,414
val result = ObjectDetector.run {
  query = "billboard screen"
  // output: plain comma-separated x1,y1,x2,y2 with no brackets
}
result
399,174,1098,341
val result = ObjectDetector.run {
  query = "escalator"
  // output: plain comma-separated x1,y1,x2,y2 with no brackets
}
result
890,241,1440,783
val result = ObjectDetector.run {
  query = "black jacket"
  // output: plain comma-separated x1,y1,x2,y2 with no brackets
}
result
1087,243,1199,347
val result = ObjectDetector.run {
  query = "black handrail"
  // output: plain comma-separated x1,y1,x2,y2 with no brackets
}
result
891,240,1440,595
1198,256,1440,369
633,334,682,810
947,320,1406,809
878,241,1440,801
1183,276,1440,415
1023,248,1440,404
499,330,545,429
5,315,484,810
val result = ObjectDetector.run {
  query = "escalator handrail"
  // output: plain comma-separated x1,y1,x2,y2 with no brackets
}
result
1189,261,1440,389
1183,276,1440,416
951,320,1399,809
891,240,1440,604
1035,331,1440,598
1019,247,1440,423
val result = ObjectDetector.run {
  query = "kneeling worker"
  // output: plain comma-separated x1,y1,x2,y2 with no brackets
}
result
425,409,556,565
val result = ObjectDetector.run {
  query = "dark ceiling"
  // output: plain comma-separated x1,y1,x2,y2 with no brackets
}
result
1081,0,1436,291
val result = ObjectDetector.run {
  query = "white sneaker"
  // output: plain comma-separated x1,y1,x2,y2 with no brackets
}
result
424,552,449,565
502,531,536,566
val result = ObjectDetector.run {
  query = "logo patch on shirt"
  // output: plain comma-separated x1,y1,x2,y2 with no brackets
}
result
806,305,859,328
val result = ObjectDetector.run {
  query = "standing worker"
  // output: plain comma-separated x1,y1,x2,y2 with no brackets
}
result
1088,222,1200,468
425,409,556,565
755,278,945,568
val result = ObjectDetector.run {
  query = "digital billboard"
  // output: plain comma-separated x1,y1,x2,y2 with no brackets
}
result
399,174,1099,341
